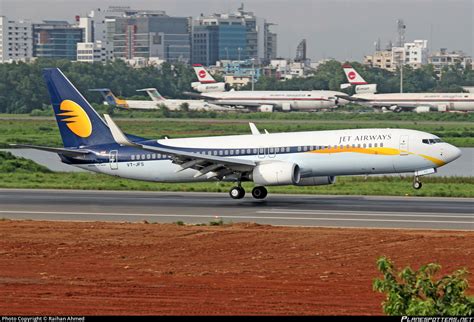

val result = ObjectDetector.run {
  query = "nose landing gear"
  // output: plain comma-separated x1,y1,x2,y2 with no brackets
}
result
413,177,423,190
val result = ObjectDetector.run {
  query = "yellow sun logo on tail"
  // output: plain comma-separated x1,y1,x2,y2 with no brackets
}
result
58,100,92,138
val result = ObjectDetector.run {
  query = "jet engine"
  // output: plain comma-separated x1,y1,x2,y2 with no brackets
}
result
257,105,274,112
355,84,377,94
191,82,230,93
252,162,301,186
296,176,336,186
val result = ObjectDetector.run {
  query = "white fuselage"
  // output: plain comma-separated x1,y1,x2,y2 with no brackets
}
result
121,99,225,111
76,128,461,183
200,90,347,111
355,93,474,112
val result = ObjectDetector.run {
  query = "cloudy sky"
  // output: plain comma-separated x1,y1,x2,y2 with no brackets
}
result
0,0,472,61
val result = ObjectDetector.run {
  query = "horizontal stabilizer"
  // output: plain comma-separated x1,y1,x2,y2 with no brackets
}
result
9,144,91,157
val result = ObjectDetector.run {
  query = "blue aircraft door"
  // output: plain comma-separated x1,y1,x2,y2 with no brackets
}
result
110,150,118,170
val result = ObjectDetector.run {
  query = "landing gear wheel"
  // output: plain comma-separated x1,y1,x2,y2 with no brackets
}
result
252,186,268,200
413,180,422,190
229,186,245,199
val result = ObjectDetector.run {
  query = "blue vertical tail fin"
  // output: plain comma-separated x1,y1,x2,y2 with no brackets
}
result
42,68,115,148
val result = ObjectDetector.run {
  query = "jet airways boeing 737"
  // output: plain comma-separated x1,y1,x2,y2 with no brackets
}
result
341,64,474,113
13,68,462,199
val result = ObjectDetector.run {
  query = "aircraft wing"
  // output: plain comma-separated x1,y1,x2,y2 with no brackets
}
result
183,91,207,99
104,115,256,177
335,94,371,102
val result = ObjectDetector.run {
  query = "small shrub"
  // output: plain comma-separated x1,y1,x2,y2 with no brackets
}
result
373,256,474,316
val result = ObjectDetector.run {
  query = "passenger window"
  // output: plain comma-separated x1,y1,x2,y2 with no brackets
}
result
363,144,366,148
374,143,378,148
214,151,218,155
230,150,234,155
297,146,302,152
368,143,372,148
286,147,291,153
152,153,156,159
131,155,135,160
141,154,146,160
253,149,257,154
422,139,429,144
224,150,228,155
269,147,274,153
380,143,384,147
303,146,308,151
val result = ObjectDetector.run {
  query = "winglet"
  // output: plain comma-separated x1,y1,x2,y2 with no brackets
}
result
249,122,261,135
103,114,136,147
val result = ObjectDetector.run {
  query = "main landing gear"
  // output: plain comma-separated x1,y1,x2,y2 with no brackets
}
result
413,176,423,190
229,185,268,200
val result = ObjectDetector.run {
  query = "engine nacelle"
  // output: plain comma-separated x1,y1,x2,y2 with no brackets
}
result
191,82,230,93
252,162,300,186
415,106,431,113
257,104,274,113
296,176,336,186
355,84,377,94
436,104,448,112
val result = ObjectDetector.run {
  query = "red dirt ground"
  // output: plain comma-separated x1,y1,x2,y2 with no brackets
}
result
0,220,472,315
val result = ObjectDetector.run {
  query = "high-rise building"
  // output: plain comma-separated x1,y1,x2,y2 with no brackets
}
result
33,21,84,60
108,9,190,63
191,5,277,66
0,16,33,63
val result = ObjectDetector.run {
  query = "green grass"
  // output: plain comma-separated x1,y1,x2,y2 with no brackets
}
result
1,111,474,147
0,171,472,197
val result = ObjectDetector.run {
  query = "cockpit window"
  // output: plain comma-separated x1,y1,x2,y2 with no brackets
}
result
422,138,443,145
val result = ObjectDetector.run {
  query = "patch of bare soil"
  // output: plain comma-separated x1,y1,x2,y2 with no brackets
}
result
0,220,472,315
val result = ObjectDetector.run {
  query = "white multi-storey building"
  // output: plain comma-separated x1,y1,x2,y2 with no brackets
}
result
429,48,472,76
76,41,113,63
0,16,33,63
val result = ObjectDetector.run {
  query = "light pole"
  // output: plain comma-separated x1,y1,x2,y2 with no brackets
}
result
238,47,241,62
251,58,255,91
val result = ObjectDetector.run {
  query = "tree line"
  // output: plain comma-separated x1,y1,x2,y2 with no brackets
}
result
0,58,473,113
244,60,474,94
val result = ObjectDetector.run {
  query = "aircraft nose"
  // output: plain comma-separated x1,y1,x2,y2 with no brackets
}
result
446,145,462,163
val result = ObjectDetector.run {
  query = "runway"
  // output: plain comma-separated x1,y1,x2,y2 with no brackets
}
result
0,189,472,230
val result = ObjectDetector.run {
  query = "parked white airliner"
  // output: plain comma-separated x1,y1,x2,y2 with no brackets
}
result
342,64,474,113
195,90,349,112
91,88,224,111
14,68,462,200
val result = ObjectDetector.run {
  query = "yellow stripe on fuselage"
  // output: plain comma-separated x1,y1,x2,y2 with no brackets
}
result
307,147,446,166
